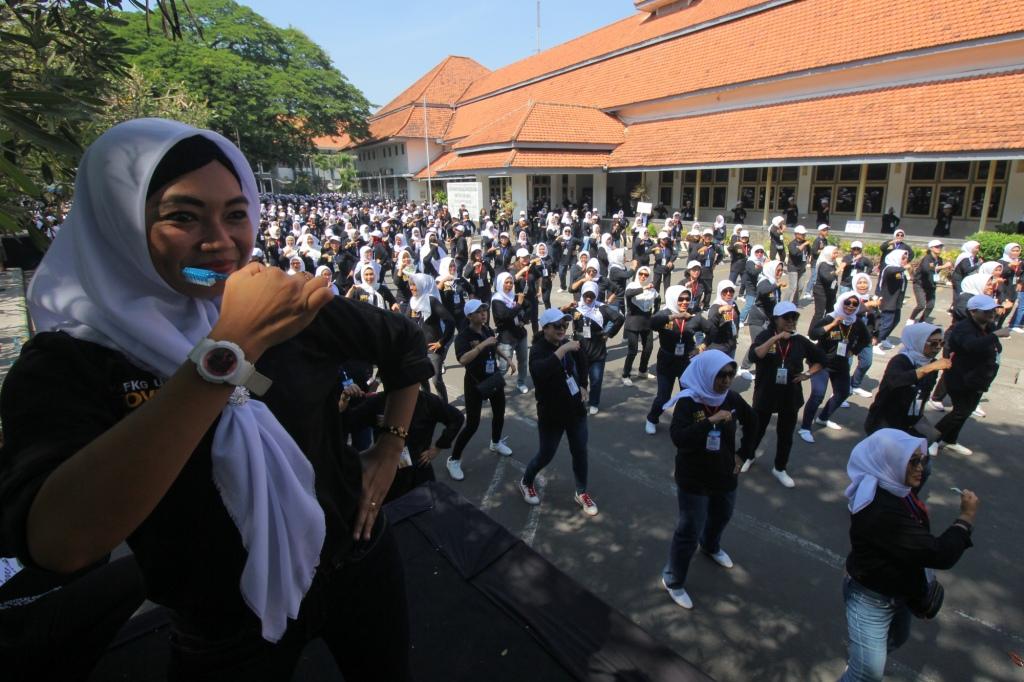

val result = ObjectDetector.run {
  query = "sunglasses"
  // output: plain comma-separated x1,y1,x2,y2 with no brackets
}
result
677,297,691,303
843,299,860,308
908,455,929,469
638,272,649,277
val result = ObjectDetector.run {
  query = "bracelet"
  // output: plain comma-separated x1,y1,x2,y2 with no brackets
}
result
380,424,409,441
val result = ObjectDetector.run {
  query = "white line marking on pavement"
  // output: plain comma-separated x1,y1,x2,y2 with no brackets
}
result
480,457,507,511
952,609,1024,645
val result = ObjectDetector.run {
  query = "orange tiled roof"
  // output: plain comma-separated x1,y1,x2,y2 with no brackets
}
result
414,149,609,179
452,102,624,150
376,56,490,117
608,71,1024,168
447,0,1024,141
311,132,353,150
396,106,454,140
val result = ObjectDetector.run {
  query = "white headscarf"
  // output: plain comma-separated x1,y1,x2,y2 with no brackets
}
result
578,282,603,326
436,256,457,284
663,284,688,314
419,238,446,273
978,261,1001,277
664,349,735,410
759,259,783,286
750,244,767,265
884,249,908,268
358,261,381,292
286,255,305,275
845,429,926,513
409,273,438,320
712,279,737,306
1001,242,1020,265
314,265,340,296
831,291,861,324
491,272,516,308
900,322,941,367
27,119,324,643
954,241,980,268
960,272,990,296
816,245,838,266
852,272,873,299
625,266,657,312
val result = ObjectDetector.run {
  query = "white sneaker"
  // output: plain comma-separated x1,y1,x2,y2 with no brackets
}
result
928,441,939,457
518,385,529,394
879,341,894,351
852,387,873,398
972,407,986,418
739,458,753,473
517,479,540,504
489,438,513,456
662,578,693,609
589,405,599,415
644,420,657,435
646,372,656,380
872,345,887,356
942,442,973,456
738,369,754,381
702,547,734,569
1012,327,1024,334
905,319,916,327
622,377,633,387
574,491,599,516
798,429,815,443
840,400,850,408
446,457,464,481
927,400,947,412
816,417,843,430
772,468,796,488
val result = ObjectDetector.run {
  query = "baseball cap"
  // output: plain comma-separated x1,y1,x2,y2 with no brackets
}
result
773,301,799,317
464,299,485,315
967,295,997,311
516,248,530,258
539,308,571,327
794,225,807,234
851,241,863,249
928,239,944,248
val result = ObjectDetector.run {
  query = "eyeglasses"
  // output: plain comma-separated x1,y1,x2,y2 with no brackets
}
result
842,299,860,308
908,455,929,469
722,289,735,295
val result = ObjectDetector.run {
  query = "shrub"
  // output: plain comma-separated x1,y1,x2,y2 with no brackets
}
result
966,232,1022,261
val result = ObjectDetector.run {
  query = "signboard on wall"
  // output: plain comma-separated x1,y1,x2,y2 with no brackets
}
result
636,201,653,215
844,220,865,234
447,182,484,221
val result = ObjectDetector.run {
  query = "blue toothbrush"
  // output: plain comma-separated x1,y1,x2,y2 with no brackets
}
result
181,267,230,287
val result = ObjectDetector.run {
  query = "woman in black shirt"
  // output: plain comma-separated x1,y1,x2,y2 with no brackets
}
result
462,246,494,301
621,267,660,385
877,250,911,350
408,273,455,402
703,280,742,358
644,285,701,435
573,282,624,415
841,429,976,682
0,121,428,680
950,240,981,297
662,350,756,610
800,291,871,441
745,302,825,487
391,248,417,310
908,240,951,324
810,245,841,332
491,272,531,394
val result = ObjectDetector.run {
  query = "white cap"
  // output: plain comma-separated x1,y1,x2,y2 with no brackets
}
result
851,241,863,249
771,216,785,227
773,301,799,317
794,225,807,234
702,228,714,236
539,308,571,327
739,230,750,238
658,230,669,239
928,239,944,248
967,294,997,311
516,248,530,258
687,260,702,270
818,223,830,231
463,299,485,315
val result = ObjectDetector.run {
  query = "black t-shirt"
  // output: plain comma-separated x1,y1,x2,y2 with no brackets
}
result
809,316,871,370
669,392,756,495
864,353,938,435
0,297,432,631
747,330,826,412
454,325,498,383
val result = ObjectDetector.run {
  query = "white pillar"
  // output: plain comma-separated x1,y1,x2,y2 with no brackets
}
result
999,161,1024,224
593,172,608,215
796,165,813,225
550,174,563,208
644,171,659,208
671,171,682,211
885,163,908,230
511,174,528,216
567,174,577,204
726,167,740,216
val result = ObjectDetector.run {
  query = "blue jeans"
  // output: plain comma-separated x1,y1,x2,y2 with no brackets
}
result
663,490,736,589
877,310,900,343
588,359,606,408
647,368,682,423
523,416,589,494
802,366,851,429
850,345,874,390
739,293,756,324
840,577,911,682
498,337,529,390
1012,291,1024,328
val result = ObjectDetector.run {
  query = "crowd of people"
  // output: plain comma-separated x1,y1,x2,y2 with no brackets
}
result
0,120,1012,681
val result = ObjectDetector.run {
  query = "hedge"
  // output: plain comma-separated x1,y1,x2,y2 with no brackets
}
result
966,232,1022,261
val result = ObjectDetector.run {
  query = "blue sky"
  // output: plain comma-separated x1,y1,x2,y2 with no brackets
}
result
238,0,632,110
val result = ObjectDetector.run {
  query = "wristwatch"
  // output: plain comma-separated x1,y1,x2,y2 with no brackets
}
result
188,338,273,396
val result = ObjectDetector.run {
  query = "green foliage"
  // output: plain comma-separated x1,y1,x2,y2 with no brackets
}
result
432,190,447,206
967,231,1021,261
111,0,371,167
312,152,357,192
988,222,1018,234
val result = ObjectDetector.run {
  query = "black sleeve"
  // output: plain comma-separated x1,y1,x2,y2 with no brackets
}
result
377,284,397,307
431,299,456,346
308,296,433,391
669,398,713,448
491,299,517,326
861,504,973,570
808,316,832,341
730,392,758,460
650,310,671,330
881,354,920,389
603,305,626,338
802,335,827,366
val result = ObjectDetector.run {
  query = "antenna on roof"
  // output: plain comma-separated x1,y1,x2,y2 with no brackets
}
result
536,0,541,53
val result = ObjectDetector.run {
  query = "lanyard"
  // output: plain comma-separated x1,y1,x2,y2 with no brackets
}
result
776,339,793,364
675,318,687,334
839,323,853,343
702,404,720,419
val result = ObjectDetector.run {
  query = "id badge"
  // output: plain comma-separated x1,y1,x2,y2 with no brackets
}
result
485,358,495,374
831,280,838,290
933,273,940,284
566,375,580,396
837,341,848,357
398,447,413,468
342,378,354,389
542,267,549,277
706,428,721,452
908,395,921,417
776,367,788,384
674,342,686,356
477,278,484,287
995,352,1001,365
582,324,592,339
454,292,461,303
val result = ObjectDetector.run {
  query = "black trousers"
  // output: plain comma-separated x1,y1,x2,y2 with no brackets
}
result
168,521,412,682
698,276,714,310
752,407,799,471
909,283,936,323
935,389,983,445
623,328,653,377
652,268,672,295
0,556,146,682
451,383,506,460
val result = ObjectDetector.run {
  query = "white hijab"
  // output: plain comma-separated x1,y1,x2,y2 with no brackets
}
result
900,322,941,367
960,272,989,296
410,273,439,320
846,429,925,513
314,265,340,296
491,272,516,308
664,349,734,410
954,241,980,268
831,291,861,324
816,245,838,266
759,259,783,286
578,281,604,326
27,119,324,643
1001,242,1020,265
712,279,737,306
663,284,689,314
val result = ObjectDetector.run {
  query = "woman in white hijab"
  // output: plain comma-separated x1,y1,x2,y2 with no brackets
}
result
661,349,756,610
4,119,425,678
315,264,340,296
876,249,911,351
999,242,1024,332
951,240,981,297
810,245,841,331
840,429,977,682
286,254,306,276
408,273,455,402
621,266,660,386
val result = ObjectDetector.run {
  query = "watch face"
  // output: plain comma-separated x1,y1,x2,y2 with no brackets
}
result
204,347,238,378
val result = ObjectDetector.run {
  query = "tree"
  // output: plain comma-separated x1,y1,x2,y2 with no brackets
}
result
112,0,371,167
88,65,213,140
